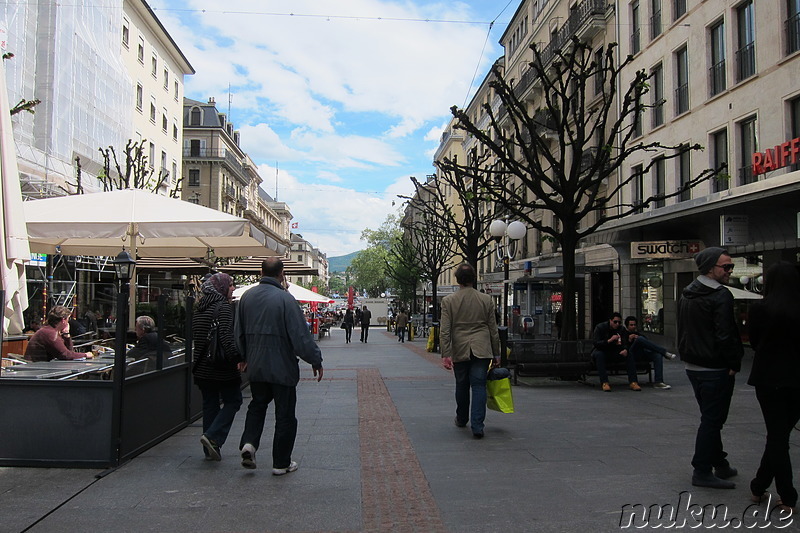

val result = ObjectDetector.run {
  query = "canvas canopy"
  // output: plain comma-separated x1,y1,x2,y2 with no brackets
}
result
23,189,286,258
233,282,333,304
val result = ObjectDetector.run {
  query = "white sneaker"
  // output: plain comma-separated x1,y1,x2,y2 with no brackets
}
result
241,443,257,469
653,382,672,390
272,461,298,476
664,352,677,361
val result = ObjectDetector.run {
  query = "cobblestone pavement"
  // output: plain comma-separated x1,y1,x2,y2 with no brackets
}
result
1,327,798,532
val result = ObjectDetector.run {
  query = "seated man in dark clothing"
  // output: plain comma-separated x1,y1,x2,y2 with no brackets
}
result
127,316,173,371
623,316,677,390
590,312,639,392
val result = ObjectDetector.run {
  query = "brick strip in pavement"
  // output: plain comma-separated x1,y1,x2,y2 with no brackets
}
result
358,367,447,533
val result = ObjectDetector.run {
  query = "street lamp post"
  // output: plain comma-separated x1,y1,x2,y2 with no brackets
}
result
489,218,527,327
110,250,135,465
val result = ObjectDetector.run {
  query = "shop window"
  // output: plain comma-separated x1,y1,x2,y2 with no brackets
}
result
637,263,664,334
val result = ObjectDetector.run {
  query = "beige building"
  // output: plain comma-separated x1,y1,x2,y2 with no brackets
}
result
288,234,328,288
181,98,291,253
122,0,194,194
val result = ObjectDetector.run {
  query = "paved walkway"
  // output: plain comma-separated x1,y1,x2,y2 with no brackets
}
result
2,327,798,532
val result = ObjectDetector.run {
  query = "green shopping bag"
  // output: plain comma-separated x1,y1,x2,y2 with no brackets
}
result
486,373,514,414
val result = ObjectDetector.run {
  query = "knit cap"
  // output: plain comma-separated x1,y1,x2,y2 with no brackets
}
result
694,247,727,275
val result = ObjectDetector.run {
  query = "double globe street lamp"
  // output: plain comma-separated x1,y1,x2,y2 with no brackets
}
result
489,218,527,328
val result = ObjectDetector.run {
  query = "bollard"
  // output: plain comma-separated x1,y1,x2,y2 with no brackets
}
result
498,326,509,368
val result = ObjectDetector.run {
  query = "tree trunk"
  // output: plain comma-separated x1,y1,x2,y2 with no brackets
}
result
559,233,579,341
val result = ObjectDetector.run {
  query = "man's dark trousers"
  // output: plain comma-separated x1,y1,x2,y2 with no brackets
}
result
240,381,297,469
361,325,370,342
686,369,735,474
592,349,637,383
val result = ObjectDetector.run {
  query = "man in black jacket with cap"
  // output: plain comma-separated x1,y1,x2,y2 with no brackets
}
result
677,247,743,489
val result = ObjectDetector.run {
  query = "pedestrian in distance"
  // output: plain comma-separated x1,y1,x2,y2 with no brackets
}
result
590,312,640,392
677,247,743,489
192,273,242,462
235,258,324,474
623,316,677,390
747,261,800,513
342,308,354,344
360,305,372,343
440,263,501,439
395,308,409,343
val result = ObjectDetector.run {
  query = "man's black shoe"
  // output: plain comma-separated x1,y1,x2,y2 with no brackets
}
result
714,465,738,480
454,417,467,428
472,431,484,439
692,471,735,489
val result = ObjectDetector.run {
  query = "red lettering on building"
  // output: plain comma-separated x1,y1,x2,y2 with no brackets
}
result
753,136,800,175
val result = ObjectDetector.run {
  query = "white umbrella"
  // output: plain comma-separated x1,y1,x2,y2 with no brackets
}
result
0,58,30,335
233,281,333,304
23,189,286,258
725,286,762,300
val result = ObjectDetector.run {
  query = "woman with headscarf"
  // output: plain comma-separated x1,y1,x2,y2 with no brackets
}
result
193,272,242,461
748,262,800,513
342,307,354,343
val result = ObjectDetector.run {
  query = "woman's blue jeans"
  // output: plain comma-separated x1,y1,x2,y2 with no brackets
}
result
200,382,243,447
453,355,492,434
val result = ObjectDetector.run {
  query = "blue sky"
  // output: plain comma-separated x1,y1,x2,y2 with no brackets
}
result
150,1,515,256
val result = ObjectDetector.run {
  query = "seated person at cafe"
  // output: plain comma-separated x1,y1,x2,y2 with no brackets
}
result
24,306,88,362
623,316,676,390
591,312,639,392
127,315,172,370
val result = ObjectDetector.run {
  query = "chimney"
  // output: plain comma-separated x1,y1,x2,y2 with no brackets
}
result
208,97,215,104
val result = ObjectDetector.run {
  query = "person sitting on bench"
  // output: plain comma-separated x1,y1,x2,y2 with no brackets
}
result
623,316,676,390
591,312,639,392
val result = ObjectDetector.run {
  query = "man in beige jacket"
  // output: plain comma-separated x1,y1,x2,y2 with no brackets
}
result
441,263,501,438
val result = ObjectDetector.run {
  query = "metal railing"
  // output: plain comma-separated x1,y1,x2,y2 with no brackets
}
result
712,174,729,193
182,147,246,178
739,164,755,185
735,42,755,82
631,28,641,55
537,0,607,67
674,83,688,115
786,13,800,55
650,10,662,40
709,60,726,96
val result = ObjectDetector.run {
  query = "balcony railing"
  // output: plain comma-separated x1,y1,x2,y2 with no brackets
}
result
650,10,662,40
674,83,688,115
631,28,641,55
709,59,726,96
183,147,246,177
786,12,800,55
536,0,607,68
739,164,755,185
735,42,755,82
651,100,664,128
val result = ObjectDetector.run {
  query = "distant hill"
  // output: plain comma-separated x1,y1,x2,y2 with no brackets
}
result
327,251,359,273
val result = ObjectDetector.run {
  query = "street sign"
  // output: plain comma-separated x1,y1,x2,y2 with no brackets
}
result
720,215,748,246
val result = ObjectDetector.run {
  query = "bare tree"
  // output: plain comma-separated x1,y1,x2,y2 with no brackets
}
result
450,38,723,340
4,53,41,116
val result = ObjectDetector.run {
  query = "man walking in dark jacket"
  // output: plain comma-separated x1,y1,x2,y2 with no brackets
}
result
677,247,743,489
360,305,372,343
235,258,324,474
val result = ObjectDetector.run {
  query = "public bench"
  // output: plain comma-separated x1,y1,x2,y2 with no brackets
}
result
507,339,593,384
507,339,654,385
318,323,332,339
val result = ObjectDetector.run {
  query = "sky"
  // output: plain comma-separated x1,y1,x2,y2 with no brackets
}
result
149,0,515,257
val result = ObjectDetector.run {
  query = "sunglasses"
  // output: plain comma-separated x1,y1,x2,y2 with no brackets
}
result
714,263,735,272
612,320,621,324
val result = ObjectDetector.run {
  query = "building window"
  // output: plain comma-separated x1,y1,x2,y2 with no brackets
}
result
637,263,664,334
122,20,130,48
189,139,201,157
678,146,691,202
137,38,144,64
711,129,729,192
632,164,644,213
172,161,177,184
650,0,662,40
736,1,756,82
651,63,664,128
653,157,665,207
151,55,158,78
297,255,303,263
788,0,800,55
594,48,604,95
148,142,155,169
738,115,757,185
174,80,179,100
172,122,178,141
135,84,143,111
632,107,643,138
631,1,641,54
791,96,800,171
162,112,168,132
673,0,686,20
163,68,169,90
160,151,167,177
188,169,200,186
709,20,726,96
190,107,201,126
149,102,156,124
674,46,689,115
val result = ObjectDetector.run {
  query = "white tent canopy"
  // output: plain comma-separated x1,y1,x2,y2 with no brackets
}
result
725,286,762,300
23,189,286,258
233,282,333,304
